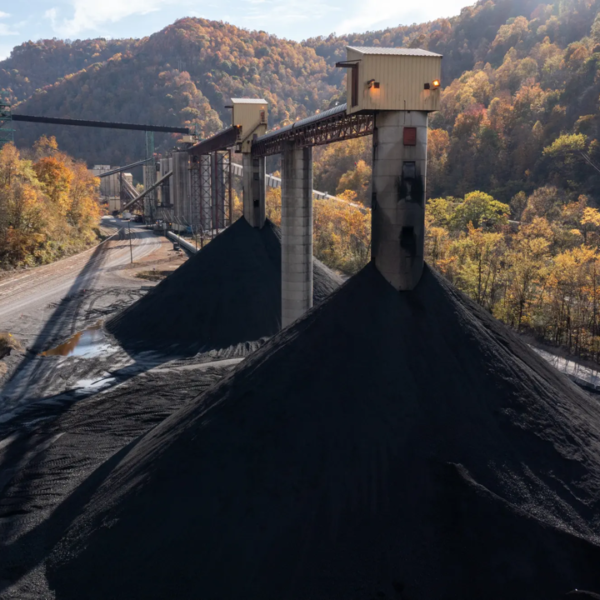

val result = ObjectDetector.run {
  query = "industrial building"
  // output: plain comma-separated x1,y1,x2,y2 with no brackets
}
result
91,165,134,214
91,44,444,302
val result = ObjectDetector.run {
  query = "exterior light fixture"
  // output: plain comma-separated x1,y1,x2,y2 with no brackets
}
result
367,79,380,89
432,79,441,89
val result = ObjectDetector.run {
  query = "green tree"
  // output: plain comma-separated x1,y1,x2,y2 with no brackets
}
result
450,191,509,231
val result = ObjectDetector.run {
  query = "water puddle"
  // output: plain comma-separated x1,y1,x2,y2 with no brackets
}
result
41,323,115,358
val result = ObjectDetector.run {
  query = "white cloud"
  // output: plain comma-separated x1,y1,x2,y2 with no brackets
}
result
337,0,468,34
45,8,58,28
47,0,179,37
0,13,18,36
240,0,339,28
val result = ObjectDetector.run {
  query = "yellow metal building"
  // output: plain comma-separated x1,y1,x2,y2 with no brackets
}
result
230,98,268,153
339,47,442,114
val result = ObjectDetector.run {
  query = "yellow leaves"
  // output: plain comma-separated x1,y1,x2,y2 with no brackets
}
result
335,160,371,203
34,156,74,216
582,206,600,228
543,133,586,157
312,195,370,274
313,137,372,205
34,135,59,157
265,188,281,226
427,186,600,355
1,137,101,269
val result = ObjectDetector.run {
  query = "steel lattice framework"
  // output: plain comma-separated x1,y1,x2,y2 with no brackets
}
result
190,155,202,234
189,152,231,245
251,104,374,157
199,155,213,234
212,151,233,231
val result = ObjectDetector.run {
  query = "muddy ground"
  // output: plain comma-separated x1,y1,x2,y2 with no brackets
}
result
0,219,189,422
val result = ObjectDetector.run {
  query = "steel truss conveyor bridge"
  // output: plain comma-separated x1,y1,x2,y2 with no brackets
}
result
168,102,371,243
192,46,442,326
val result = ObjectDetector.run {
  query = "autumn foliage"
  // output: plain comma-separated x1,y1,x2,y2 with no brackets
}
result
425,189,600,361
0,137,100,268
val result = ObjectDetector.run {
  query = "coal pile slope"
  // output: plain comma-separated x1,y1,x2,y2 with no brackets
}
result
0,361,237,600
106,218,341,352
49,264,600,600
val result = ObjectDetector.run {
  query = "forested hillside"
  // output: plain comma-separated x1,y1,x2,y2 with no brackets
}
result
0,38,135,103
4,0,600,359
2,0,600,205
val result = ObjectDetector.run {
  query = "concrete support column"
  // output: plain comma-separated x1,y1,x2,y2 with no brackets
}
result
281,143,313,327
242,153,266,228
371,111,428,290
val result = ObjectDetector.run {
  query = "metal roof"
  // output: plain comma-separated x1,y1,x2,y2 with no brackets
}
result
347,46,442,57
230,98,268,104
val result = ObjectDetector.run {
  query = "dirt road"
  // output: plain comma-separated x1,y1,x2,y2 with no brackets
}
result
0,217,160,332
0,218,166,419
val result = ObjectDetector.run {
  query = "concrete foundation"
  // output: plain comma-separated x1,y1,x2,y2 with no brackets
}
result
281,143,313,327
242,153,266,228
371,111,428,290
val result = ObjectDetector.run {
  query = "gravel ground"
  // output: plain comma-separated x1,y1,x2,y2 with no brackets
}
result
0,358,240,599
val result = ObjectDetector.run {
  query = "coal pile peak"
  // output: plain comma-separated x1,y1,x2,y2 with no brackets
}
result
50,264,600,599
106,218,341,353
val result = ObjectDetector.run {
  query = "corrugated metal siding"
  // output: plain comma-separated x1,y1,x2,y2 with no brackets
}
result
232,103,268,131
346,48,361,111
346,52,441,114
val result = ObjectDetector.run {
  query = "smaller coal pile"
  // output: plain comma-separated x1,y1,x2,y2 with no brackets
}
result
50,264,600,600
106,218,341,352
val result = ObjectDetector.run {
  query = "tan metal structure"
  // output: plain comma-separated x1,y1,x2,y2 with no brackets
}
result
231,98,268,153
252,46,443,322
231,98,269,229
341,47,442,114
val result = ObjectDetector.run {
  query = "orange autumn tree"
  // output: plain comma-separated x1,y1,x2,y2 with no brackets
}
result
0,138,100,269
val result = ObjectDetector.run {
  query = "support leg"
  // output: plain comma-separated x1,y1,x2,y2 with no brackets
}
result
281,143,313,327
242,153,266,228
371,111,428,290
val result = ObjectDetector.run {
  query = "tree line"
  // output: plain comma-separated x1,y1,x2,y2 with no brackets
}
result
0,137,100,269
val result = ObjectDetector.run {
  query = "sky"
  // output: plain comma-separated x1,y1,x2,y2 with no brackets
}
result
0,0,472,61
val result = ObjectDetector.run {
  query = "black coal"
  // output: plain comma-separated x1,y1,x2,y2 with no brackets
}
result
106,218,341,352
51,264,600,599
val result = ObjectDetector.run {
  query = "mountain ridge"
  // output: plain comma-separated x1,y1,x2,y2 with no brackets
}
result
3,0,600,204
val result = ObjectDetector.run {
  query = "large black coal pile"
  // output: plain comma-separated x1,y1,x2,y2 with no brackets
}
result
49,264,600,600
106,218,341,352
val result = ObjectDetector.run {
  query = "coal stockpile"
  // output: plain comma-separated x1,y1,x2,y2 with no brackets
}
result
106,218,341,352
49,264,600,600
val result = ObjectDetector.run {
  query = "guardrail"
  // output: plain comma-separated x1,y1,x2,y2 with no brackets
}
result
227,161,367,212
